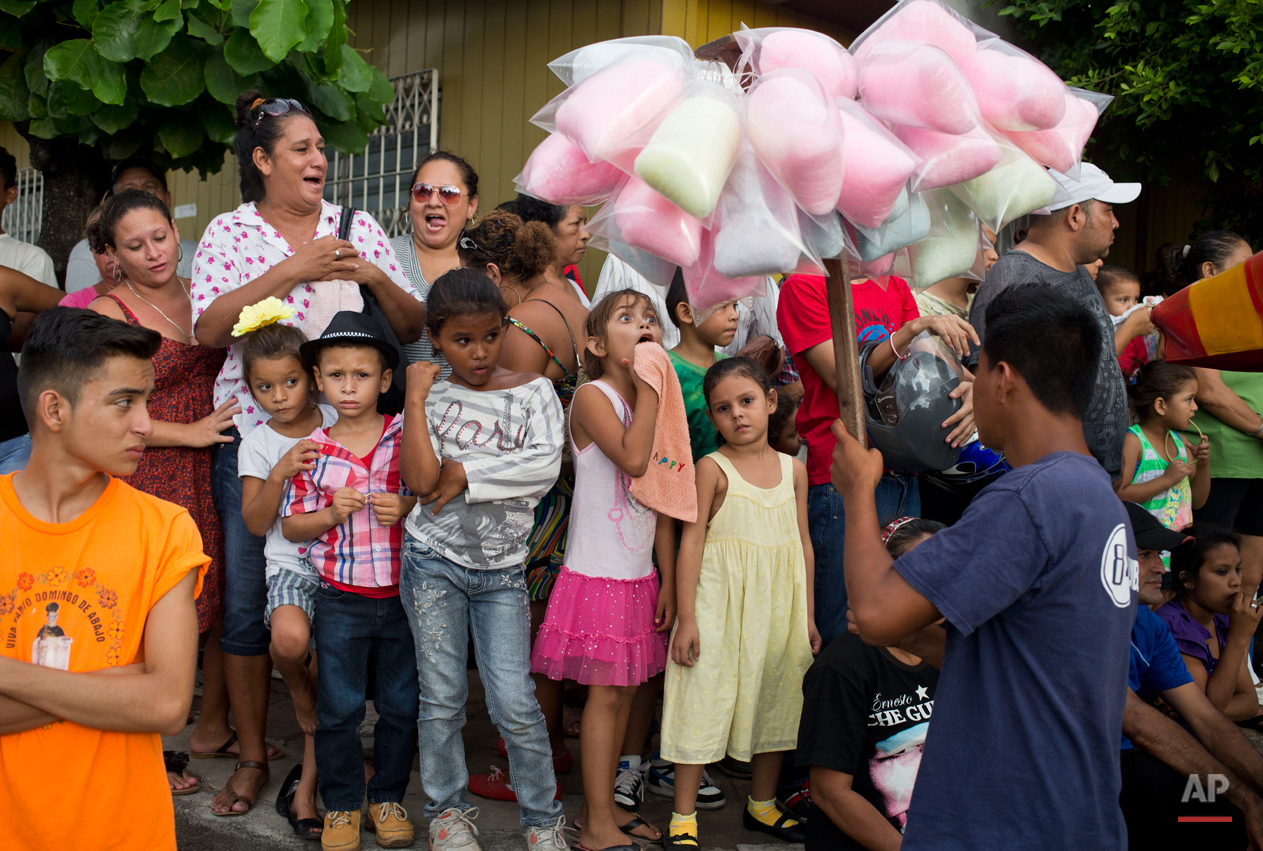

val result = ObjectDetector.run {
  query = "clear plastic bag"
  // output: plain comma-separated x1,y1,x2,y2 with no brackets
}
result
632,79,743,221
681,228,768,317
857,39,981,135
515,133,625,206
535,52,693,172
961,38,1067,132
548,36,694,87
798,208,848,263
851,0,979,69
999,87,1112,178
902,189,981,288
847,186,931,261
745,68,847,217
835,100,921,228
892,123,1003,191
587,233,679,289
586,176,704,270
735,26,859,100
711,144,817,279
946,137,1057,232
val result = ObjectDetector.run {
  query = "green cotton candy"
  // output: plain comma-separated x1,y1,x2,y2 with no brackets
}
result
911,190,980,288
635,95,742,219
949,152,1057,231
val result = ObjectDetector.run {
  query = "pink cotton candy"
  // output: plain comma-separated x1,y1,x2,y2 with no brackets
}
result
1001,91,1099,173
962,47,1067,131
836,104,918,228
555,58,688,168
517,133,624,205
758,30,859,100
614,177,704,268
858,41,980,135
746,72,845,217
852,0,978,66
893,124,1003,191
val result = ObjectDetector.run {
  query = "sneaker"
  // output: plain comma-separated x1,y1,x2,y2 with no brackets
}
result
647,757,726,810
468,766,562,803
322,810,362,851
778,780,814,824
429,807,481,851
524,814,570,850
715,755,752,779
742,806,805,844
613,759,646,811
365,802,413,848
496,737,574,773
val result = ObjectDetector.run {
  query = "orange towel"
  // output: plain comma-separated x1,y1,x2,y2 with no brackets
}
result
630,341,698,523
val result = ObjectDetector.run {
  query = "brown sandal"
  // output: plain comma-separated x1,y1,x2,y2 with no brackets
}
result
210,760,270,817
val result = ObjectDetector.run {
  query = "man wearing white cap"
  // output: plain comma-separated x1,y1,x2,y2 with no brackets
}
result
969,162,1142,479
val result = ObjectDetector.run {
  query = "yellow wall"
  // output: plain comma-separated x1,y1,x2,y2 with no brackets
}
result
661,0,850,47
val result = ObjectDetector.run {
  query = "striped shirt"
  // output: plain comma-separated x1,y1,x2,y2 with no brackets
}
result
389,233,452,377
404,376,564,569
283,414,409,592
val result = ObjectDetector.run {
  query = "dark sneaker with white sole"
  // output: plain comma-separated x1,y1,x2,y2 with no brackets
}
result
613,759,646,812
647,756,726,810
715,755,753,779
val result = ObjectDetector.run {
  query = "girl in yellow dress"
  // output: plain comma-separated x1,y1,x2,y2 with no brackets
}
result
661,357,820,850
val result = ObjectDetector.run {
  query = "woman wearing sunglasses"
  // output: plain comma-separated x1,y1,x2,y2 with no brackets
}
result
189,90,424,822
389,151,481,375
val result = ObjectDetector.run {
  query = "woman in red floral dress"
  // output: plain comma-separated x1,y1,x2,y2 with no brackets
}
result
88,190,239,793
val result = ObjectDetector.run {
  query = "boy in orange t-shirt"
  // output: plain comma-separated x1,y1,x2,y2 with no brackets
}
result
0,308,207,851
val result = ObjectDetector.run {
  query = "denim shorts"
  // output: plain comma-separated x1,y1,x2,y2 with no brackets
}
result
212,428,271,656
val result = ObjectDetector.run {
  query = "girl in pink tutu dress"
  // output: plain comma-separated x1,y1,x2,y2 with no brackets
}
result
531,288,677,851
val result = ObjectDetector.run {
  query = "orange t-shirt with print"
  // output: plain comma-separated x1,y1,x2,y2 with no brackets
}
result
0,473,208,851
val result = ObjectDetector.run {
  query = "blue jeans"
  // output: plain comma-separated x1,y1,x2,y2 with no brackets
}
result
0,433,31,475
211,428,270,655
313,583,419,811
809,474,920,645
399,538,562,828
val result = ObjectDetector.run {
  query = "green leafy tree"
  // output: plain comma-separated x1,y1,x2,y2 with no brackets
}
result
998,0,1263,244
0,0,392,274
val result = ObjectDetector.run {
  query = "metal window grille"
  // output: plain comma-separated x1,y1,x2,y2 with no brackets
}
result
1,167,42,245
323,69,439,238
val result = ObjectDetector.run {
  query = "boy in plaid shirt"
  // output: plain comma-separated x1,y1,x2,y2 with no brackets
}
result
282,312,419,850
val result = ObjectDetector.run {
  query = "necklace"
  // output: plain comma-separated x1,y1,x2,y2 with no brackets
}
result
125,277,193,340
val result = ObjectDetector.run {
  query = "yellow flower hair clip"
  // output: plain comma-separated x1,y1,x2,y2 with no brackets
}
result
232,297,297,337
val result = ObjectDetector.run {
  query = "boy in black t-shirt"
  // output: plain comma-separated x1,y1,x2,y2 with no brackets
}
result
797,518,941,851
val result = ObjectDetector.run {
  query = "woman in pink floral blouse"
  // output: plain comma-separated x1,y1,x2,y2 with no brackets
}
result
190,90,424,818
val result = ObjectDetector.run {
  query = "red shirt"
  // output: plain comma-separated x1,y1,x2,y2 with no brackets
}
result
1119,335,1148,379
777,274,921,485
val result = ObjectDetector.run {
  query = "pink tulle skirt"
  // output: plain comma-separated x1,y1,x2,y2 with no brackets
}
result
530,566,668,687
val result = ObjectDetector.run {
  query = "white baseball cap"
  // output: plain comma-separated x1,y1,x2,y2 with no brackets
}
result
1046,163,1141,211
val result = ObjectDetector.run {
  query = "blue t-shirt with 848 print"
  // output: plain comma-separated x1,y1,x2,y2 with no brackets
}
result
893,451,1136,851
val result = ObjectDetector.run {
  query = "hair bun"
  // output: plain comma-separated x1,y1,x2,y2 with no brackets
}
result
234,90,267,130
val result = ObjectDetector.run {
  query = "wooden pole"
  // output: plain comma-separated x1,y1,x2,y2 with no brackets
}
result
825,257,867,445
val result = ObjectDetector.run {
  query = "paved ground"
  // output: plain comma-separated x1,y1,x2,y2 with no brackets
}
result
168,671,802,851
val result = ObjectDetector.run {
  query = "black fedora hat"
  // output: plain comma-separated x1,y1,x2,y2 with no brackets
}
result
299,311,400,371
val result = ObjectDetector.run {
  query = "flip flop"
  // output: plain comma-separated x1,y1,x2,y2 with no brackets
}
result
573,816,661,844
275,764,323,840
164,751,201,796
210,761,270,817
191,732,286,761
